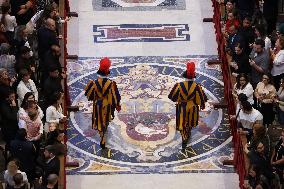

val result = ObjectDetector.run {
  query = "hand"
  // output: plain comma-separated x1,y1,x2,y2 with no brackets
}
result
57,35,63,39
244,143,251,150
249,59,255,66
20,4,26,9
64,17,71,22
61,73,67,79
272,161,277,165
10,100,16,107
18,8,27,15
30,66,36,72
232,72,238,77
229,115,236,120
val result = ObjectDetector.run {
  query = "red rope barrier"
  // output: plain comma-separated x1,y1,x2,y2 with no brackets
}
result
63,2,70,189
211,0,246,188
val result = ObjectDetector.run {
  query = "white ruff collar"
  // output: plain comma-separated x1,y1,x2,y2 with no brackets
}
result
97,74,109,78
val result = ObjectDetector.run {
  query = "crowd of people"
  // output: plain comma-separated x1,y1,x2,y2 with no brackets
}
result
221,0,284,188
0,0,69,188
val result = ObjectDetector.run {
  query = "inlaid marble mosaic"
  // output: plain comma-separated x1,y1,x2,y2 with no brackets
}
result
66,56,235,175
93,24,190,43
92,0,186,11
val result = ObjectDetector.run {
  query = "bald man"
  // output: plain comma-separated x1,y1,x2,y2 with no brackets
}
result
37,18,59,63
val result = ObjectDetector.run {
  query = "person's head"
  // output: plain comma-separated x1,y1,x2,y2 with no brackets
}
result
20,46,31,59
21,92,35,108
256,141,265,154
28,108,38,121
254,38,265,53
1,1,10,27
238,93,248,103
228,25,237,35
7,160,19,175
261,73,273,85
242,17,251,28
97,57,112,76
48,123,57,132
15,128,27,141
44,145,57,159
15,25,28,41
5,89,16,103
1,2,10,15
47,174,58,186
0,68,9,81
47,129,65,144
240,100,253,113
51,44,61,57
254,24,267,38
13,173,24,186
275,36,284,50
0,43,10,55
49,92,63,106
42,4,57,19
225,0,234,12
234,43,244,55
253,123,266,139
49,66,60,78
19,69,31,82
227,12,235,21
236,73,249,89
46,18,56,31
24,100,37,112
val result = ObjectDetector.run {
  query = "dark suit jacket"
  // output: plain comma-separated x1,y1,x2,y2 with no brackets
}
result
0,101,19,143
10,138,36,177
227,33,244,54
38,156,60,185
37,27,59,60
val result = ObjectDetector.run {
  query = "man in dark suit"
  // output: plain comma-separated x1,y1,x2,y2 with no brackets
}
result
43,66,63,107
10,128,36,181
38,145,60,186
0,90,18,152
41,45,62,85
37,18,59,64
227,25,244,56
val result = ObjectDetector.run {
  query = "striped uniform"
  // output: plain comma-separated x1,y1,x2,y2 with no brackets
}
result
84,77,121,145
168,80,207,142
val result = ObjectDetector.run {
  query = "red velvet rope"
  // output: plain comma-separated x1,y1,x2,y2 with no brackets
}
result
63,2,70,189
211,0,246,188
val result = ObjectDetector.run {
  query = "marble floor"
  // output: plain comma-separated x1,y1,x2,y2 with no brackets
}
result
65,0,239,188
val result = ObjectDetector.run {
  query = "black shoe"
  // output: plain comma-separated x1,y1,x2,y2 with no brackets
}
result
100,142,106,149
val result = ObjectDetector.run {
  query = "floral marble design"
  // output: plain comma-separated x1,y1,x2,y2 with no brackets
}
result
66,56,234,175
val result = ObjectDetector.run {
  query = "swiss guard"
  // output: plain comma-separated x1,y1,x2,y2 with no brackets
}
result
84,57,121,149
168,62,207,150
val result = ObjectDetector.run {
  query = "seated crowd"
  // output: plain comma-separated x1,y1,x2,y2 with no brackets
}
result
0,0,69,188
222,0,284,188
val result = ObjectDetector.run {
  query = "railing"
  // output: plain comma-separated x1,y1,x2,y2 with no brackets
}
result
58,0,70,188
211,0,246,188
